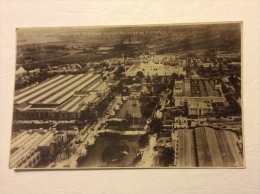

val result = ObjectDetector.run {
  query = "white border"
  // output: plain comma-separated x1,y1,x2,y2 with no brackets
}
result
1,1,260,193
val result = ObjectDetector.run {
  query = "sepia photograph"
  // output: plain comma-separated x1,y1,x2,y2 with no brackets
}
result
10,22,243,169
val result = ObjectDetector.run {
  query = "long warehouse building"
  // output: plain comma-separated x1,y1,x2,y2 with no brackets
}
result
13,73,110,120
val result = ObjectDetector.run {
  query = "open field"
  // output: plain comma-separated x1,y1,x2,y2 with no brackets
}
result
47,53,102,64
21,52,118,70
17,53,66,64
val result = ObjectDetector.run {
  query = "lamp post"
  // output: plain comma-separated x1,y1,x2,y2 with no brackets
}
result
132,100,137,128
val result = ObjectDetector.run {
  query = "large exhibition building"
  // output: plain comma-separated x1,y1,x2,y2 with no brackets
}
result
125,54,185,77
13,73,110,120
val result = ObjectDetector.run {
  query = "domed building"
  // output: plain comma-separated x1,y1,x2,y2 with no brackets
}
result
125,55,174,77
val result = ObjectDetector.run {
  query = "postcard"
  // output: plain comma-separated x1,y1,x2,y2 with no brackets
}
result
10,22,243,169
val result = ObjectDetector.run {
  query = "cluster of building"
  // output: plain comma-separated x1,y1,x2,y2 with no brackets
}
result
150,112,242,168
9,129,68,168
173,78,227,115
172,115,242,130
157,70,242,167
13,73,110,120
216,51,241,59
47,63,82,74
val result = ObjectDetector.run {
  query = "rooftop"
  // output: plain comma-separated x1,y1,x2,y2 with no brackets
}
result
14,74,102,108
174,79,222,97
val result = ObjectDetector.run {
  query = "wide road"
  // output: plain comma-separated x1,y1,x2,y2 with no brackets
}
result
136,134,157,167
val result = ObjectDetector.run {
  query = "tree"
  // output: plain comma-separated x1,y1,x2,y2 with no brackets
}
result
197,66,206,77
113,82,129,96
138,133,150,148
136,71,144,79
171,73,179,80
179,74,185,80
150,118,163,136
114,66,125,80
146,75,151,83
124,77,134,85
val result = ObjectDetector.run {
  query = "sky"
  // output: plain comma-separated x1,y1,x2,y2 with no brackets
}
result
17,22,241,38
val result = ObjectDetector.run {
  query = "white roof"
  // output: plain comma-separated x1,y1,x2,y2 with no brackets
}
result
16,66,27,75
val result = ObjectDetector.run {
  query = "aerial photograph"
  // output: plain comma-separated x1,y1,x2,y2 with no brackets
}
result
10,22,243,169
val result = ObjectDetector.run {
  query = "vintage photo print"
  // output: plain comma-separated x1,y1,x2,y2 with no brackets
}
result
10,22,243,169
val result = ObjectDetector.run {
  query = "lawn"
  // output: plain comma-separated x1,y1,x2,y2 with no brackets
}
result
115,99,142,119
